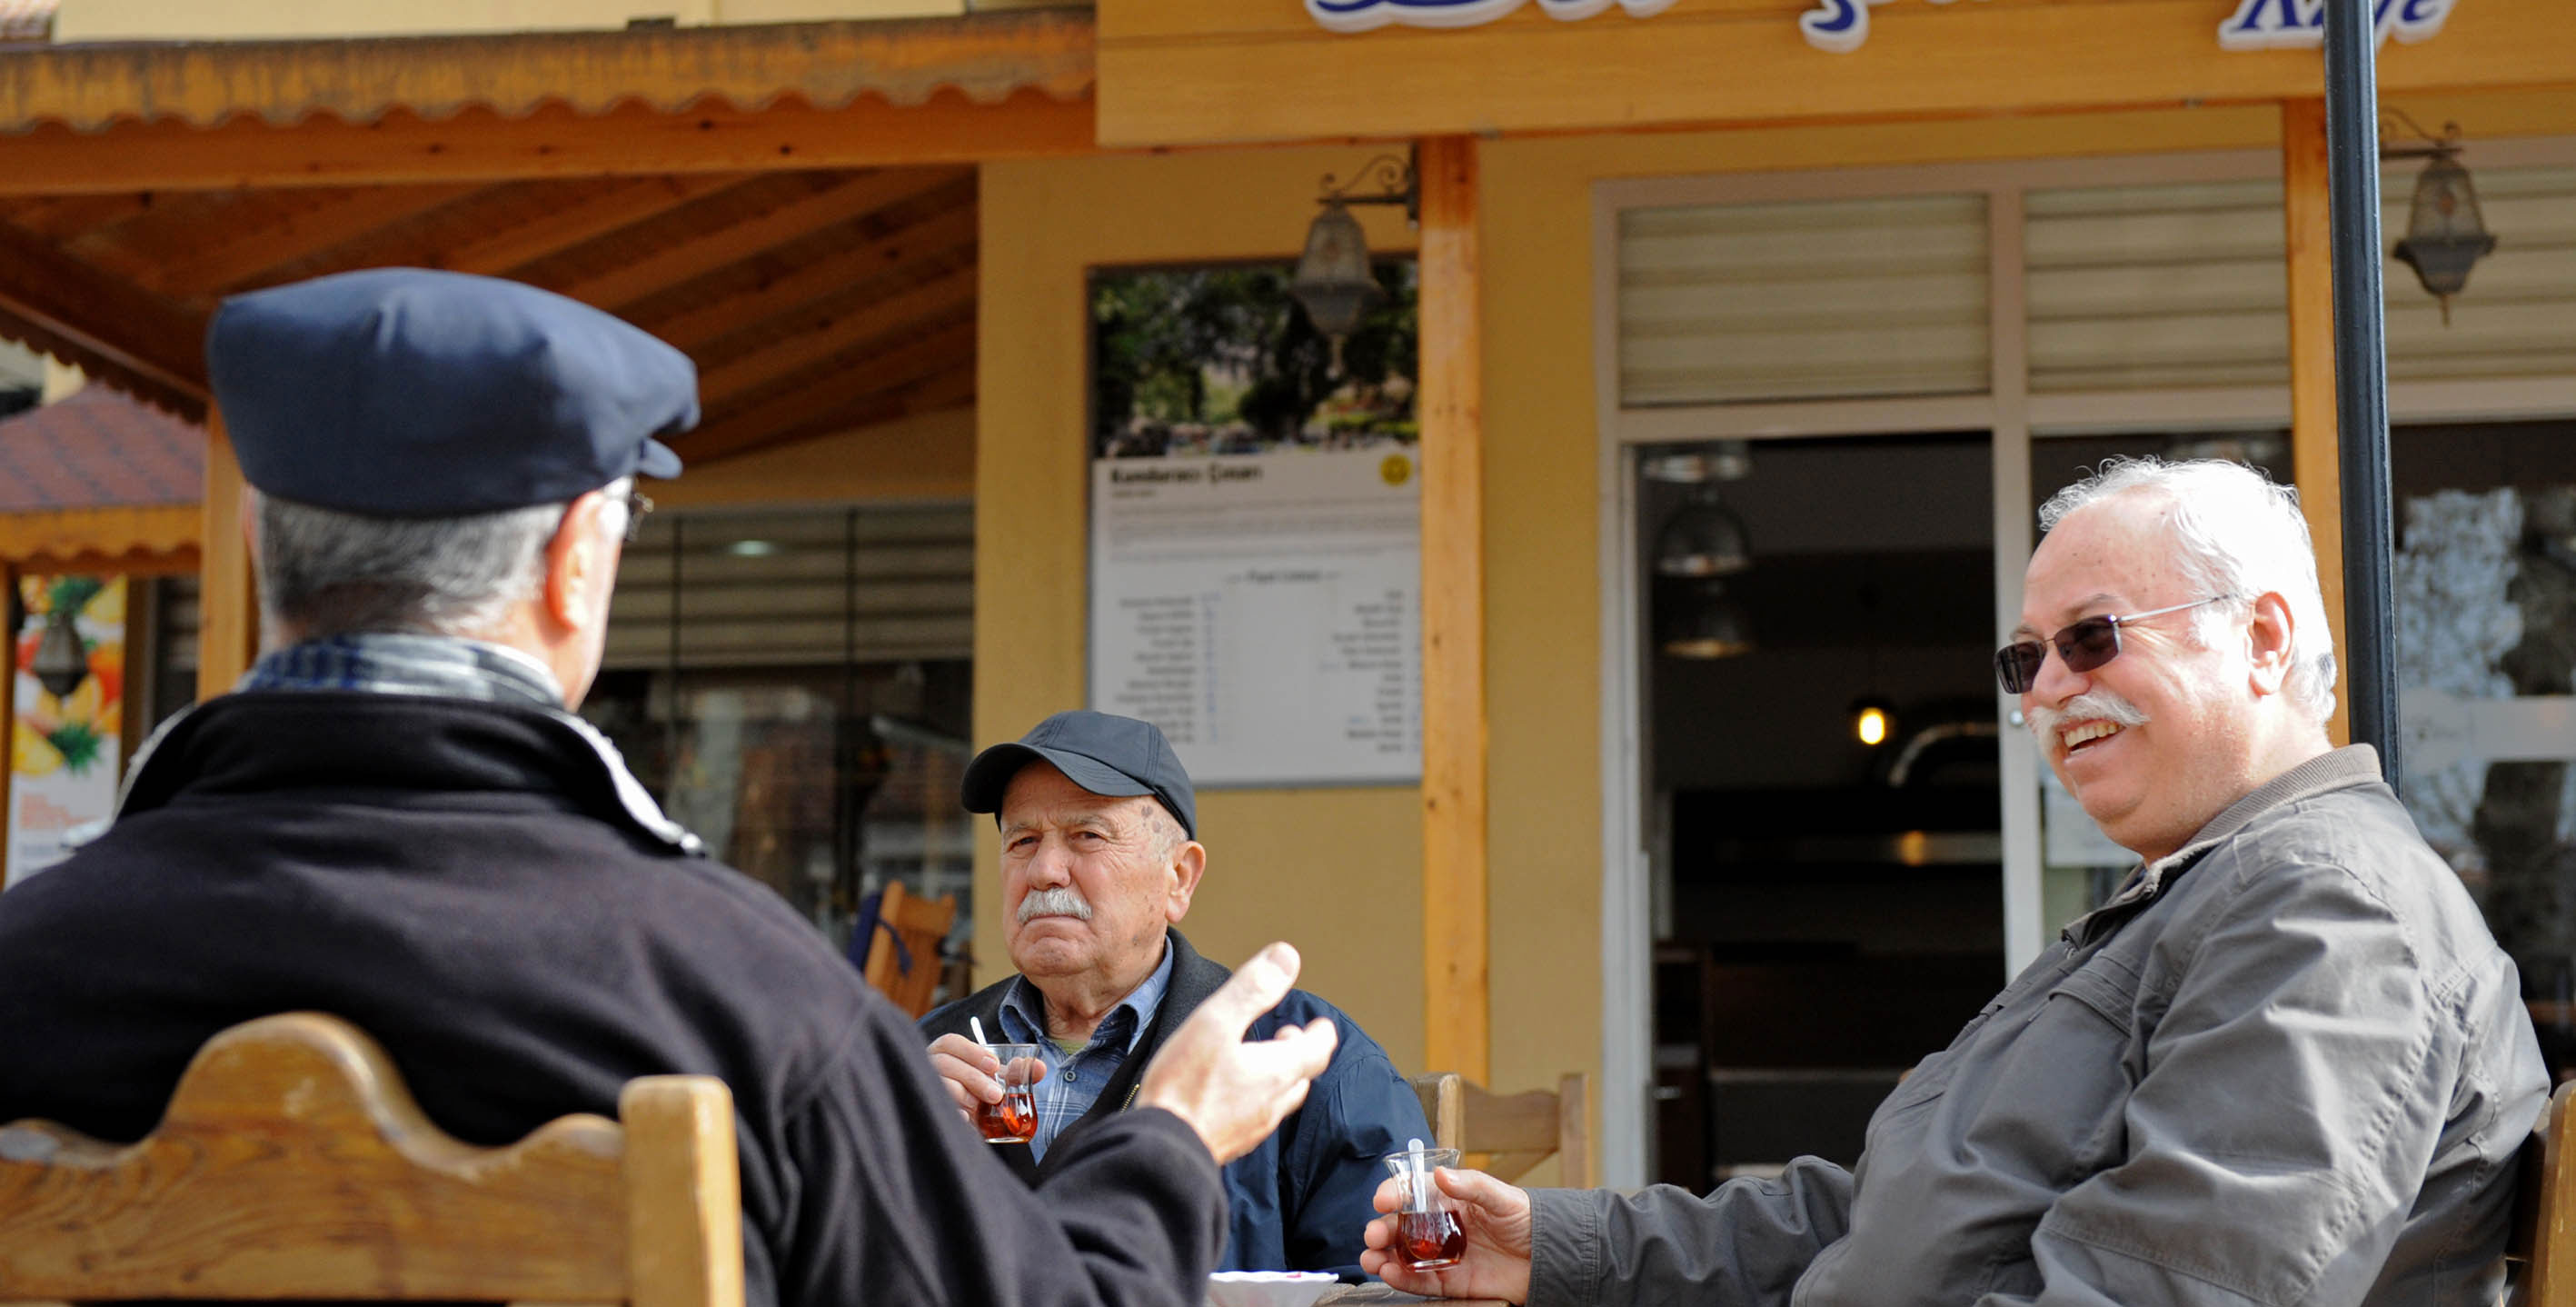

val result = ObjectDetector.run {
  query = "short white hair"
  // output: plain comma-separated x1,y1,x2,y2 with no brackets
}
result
256,476,632,639
2037,457,2337,723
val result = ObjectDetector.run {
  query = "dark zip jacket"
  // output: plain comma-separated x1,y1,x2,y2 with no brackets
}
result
922,927,1430,1277
0,691,1228,1307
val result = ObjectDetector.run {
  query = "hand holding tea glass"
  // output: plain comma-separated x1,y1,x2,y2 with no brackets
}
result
927,1031,1048,1142
1358,1162,1535,1303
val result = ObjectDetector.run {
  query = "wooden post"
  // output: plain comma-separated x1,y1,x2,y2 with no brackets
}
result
197,412,257,700
2282,99,2352,747
1417,135,1487,1084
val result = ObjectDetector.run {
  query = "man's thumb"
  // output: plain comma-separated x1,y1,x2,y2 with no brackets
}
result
1202,942,1302,1026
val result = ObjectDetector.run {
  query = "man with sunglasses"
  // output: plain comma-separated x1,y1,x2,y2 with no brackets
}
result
1363,457,2546,1307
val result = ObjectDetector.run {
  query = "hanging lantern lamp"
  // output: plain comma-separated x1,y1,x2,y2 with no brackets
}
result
2383,115,2498,327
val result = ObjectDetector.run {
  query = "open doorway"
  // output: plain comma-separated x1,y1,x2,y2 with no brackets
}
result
1639,432,2004,1192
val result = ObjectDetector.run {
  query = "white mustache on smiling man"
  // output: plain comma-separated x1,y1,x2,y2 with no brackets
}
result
1017,886,1095,923
2025,689,2151,752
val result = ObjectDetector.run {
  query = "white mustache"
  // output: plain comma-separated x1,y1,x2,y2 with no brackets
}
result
1017,887,1094,923
2026,689,2150,743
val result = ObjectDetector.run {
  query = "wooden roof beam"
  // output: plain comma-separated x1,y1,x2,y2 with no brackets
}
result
436,173,751,277
0,217,207,409
545,167,966,312
141,183,483,299
696,263,978,408
642,195,976,352
0,94,1091,197
680,315,974,462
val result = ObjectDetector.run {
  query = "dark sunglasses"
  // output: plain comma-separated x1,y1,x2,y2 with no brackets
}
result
1994,595,2233,694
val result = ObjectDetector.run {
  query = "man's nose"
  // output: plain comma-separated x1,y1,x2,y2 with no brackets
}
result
2026,638,2088,706
1023,839,1074,888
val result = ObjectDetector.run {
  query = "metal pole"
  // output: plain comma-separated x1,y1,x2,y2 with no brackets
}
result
2322,0,2401,792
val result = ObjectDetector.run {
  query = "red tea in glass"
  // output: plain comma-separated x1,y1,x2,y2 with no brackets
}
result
976,1044,1042,1144
977,1089,1037,1143
1397,1209,1466,1269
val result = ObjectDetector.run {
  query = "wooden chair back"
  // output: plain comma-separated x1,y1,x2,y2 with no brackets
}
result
0,1012,742,1307
1409,1072,1590,1187
2511,1079,2576,1307
863,879,959,1018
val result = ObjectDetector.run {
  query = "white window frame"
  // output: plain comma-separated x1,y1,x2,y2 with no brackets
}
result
1590,135,2576,1191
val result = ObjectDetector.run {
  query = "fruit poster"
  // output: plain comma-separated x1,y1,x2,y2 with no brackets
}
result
6,575,124,889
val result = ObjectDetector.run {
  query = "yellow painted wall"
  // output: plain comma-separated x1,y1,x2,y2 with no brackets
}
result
976,147,1427,1073
54,0,969,41
656,407,975,511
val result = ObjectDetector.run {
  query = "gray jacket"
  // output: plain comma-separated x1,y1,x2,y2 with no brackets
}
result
1534,746,2546,1307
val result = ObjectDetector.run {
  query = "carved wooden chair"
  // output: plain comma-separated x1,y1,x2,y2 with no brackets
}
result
863,878,959,1018
1409,1071,1591,1187
2510,1079,2576,1307
0,1012,742,1307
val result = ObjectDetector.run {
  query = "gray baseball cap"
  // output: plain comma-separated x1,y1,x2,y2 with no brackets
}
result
960,710,1197,839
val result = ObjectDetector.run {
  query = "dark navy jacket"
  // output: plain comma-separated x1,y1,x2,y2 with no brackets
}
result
922,928,1429,1276
0,692,1229,1307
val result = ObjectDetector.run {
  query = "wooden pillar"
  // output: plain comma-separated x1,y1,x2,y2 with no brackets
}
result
1417,135,1488,1083
2282,99,2353,747
197,412,257,700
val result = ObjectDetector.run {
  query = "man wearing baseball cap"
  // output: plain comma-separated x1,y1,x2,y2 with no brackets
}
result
0,270,1335,1307
923,709,1431,1275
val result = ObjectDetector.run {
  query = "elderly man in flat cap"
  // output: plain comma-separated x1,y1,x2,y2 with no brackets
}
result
0,269,1334,1307
922,710,1432,1276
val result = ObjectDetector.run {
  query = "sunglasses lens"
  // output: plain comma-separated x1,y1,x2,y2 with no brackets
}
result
2057,617,2121,673
1994,642,2044,693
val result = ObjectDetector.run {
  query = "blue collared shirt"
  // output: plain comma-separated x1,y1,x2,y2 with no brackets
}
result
994,943,1176,1162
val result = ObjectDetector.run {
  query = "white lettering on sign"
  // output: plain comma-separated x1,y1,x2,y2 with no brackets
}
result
2215,0,2457,49
1307,0,1672,34
1796,0,2459,52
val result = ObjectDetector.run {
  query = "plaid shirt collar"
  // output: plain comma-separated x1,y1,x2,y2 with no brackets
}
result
999,938,1177,1056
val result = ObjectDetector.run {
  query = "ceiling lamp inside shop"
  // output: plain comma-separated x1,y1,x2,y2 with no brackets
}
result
1651,442,1755,658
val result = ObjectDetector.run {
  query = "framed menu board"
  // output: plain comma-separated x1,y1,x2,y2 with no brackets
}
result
1086,260,1421,787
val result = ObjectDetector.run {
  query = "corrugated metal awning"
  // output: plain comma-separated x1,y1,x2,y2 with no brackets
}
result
0,9,1089,133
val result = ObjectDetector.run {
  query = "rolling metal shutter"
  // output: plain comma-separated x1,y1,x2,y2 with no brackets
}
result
603,501,973,670
1618,195,1991,406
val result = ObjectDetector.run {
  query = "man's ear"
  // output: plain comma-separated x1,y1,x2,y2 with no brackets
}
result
1165,840,1207,923
542,490,613,634
2244,591,2295,696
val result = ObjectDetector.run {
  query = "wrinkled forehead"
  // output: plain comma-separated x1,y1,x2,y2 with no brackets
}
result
998,763,1156,830
2014,498,2183,636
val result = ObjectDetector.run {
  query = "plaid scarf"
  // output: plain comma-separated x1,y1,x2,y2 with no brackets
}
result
112,632,702,856
236,632,564,707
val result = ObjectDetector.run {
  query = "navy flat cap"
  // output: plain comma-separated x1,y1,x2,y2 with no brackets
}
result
962,711,1198,839
206,268,693,516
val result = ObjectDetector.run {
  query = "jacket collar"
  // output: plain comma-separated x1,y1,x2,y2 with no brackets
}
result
111,690,702,855
2070,743,2379,940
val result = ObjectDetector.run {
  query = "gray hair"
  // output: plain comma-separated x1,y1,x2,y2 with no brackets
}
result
256,477,632,639
2037,457,2337,723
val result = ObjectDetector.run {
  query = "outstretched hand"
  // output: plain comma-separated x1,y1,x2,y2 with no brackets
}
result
1136,942,1338,1163
1359,1165,1535,1302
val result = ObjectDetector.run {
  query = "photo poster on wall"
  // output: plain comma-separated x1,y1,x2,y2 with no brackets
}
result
5,574,125,889
1086,258,1424,788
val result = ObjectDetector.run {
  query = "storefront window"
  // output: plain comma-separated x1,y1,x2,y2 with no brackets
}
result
584,502,976,972
2389,419,2576,1081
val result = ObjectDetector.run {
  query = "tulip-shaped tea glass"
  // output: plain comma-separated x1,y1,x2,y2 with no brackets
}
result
1381,1145,1466,1269
976,1043,1042,1143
